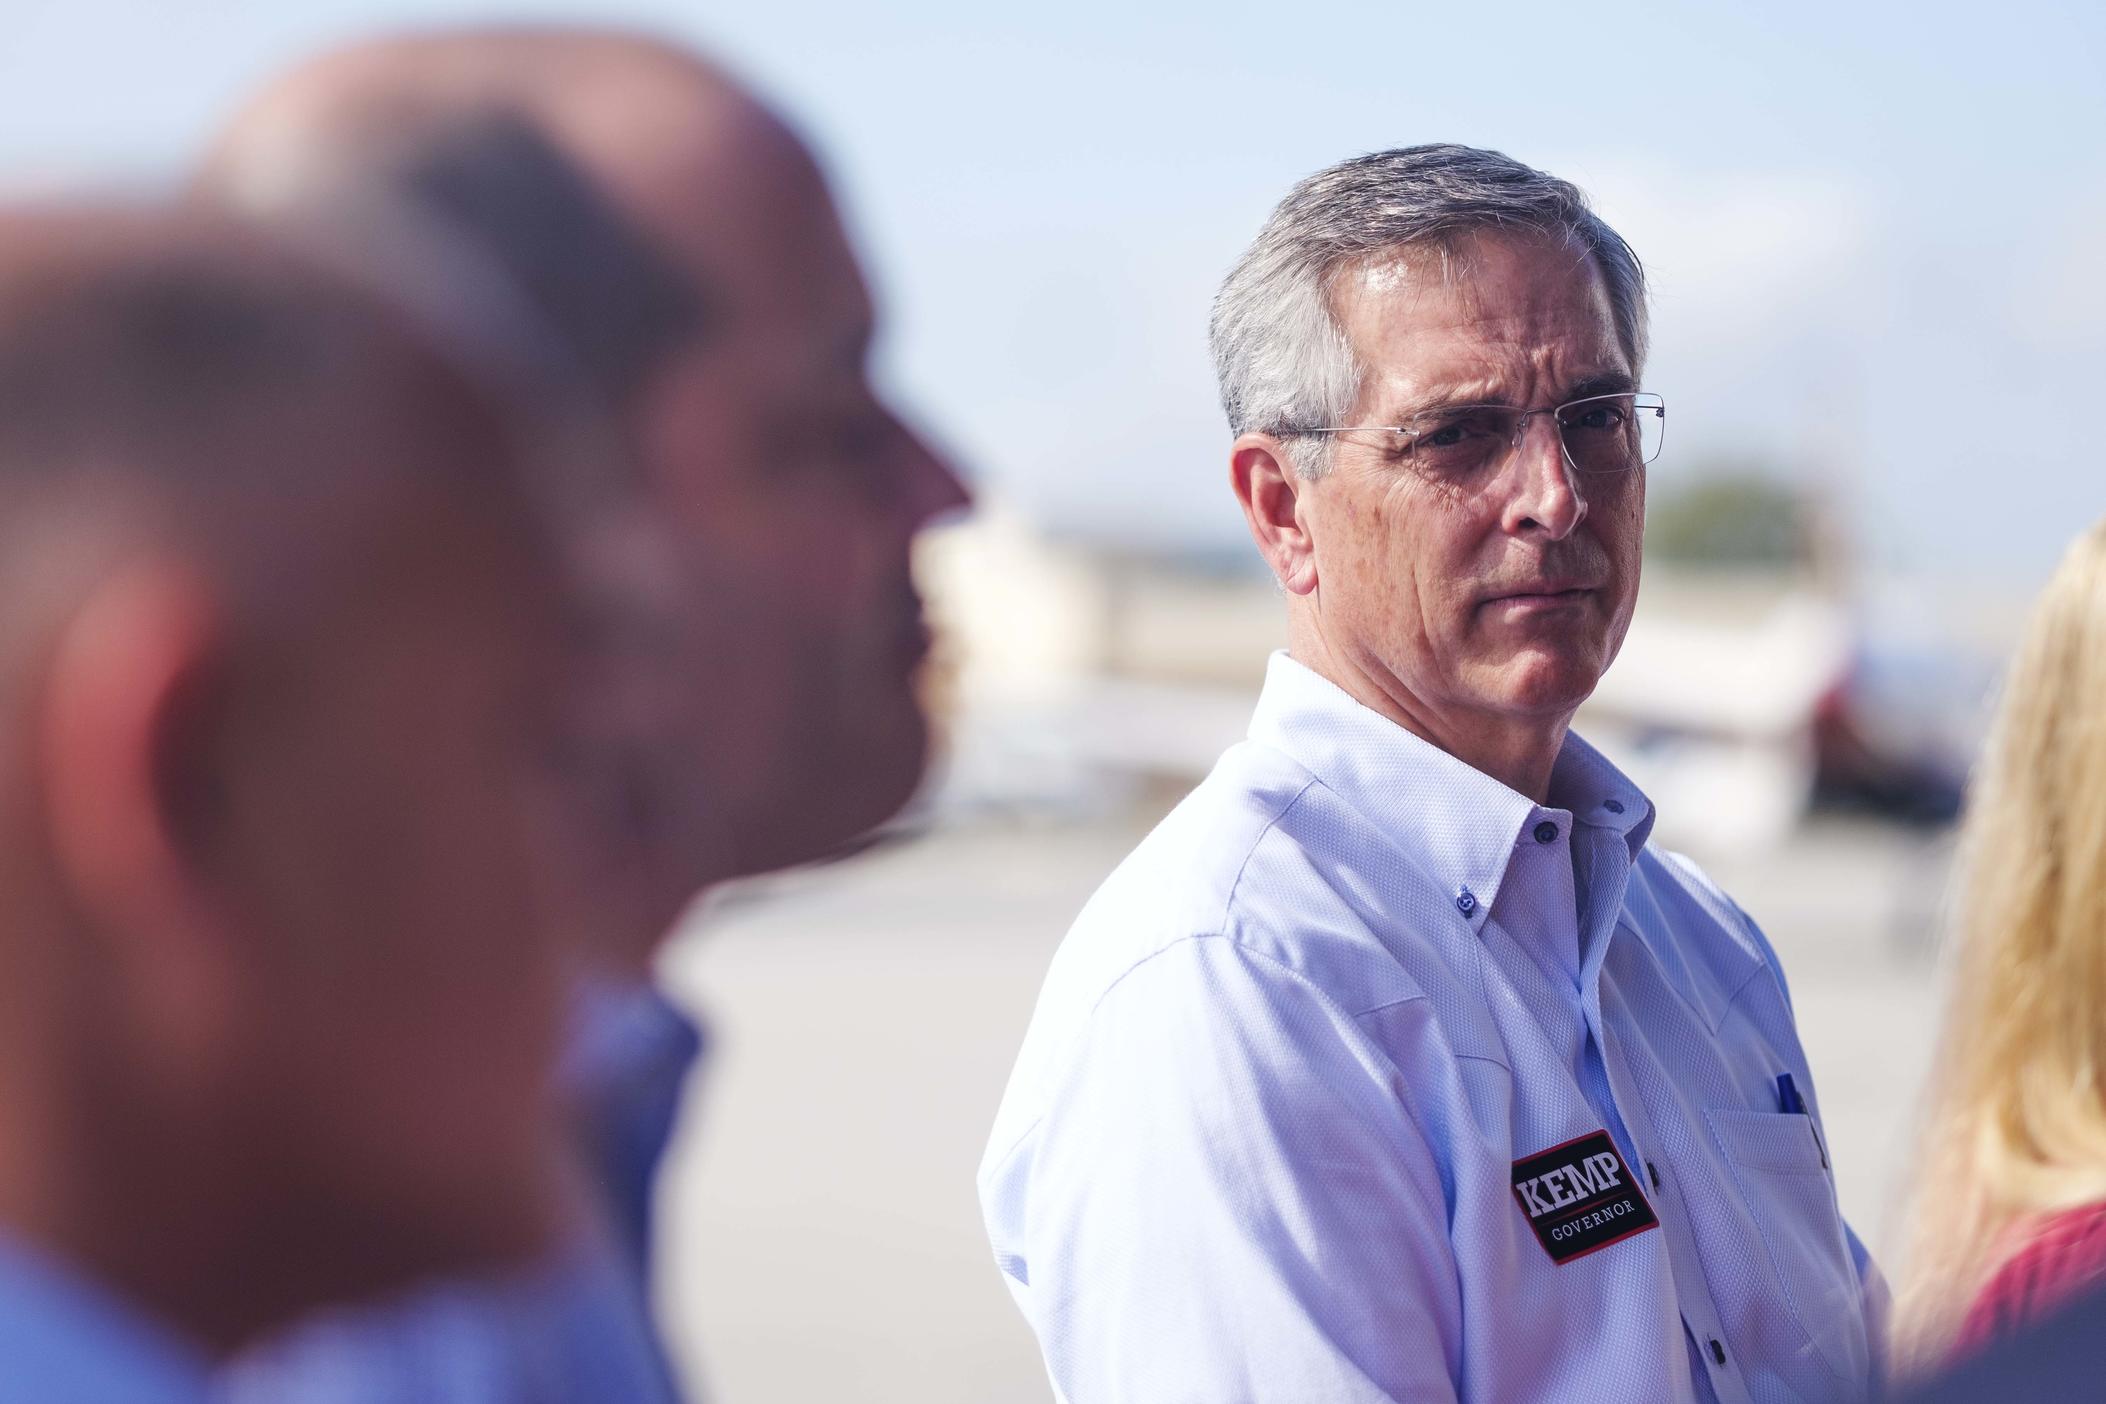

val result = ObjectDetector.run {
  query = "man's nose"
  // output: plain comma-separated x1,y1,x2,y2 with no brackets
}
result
1499,413,1586,541
891,412,972,529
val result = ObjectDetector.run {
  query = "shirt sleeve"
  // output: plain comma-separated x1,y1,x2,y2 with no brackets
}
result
1009,934,1462,1403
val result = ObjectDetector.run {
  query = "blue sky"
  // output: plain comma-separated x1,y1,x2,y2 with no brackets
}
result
4,0,2101,581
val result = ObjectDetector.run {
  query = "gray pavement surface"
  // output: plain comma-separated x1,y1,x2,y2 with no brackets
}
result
652,813,1951,1403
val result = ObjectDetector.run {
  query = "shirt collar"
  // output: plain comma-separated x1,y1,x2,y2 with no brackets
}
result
562,976,707,1106
563,976,707,1270
1246,651,1655,929
1547,728,1657,858
0,1234,210,1402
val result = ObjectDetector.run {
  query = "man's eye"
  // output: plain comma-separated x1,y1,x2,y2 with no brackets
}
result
1564,404,1627,433
832,408,894,460
778,408,883,471
1414,412,1500,449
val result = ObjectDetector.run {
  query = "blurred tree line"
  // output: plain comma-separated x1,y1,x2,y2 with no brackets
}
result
1646,468,1817,572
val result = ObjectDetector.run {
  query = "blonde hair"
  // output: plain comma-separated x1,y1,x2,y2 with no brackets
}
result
1893,516,2106,1371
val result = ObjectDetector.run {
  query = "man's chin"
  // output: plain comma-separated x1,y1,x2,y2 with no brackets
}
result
1482,652,1607,720
729,711,931,877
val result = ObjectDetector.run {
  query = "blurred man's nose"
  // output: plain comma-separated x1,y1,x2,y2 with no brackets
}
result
892,412,971,529
1500,415,1586,541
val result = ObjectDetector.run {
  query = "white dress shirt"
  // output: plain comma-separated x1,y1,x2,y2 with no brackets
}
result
980,652,1881,1404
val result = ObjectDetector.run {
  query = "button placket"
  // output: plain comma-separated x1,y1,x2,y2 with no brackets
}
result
1587,989,1753,1404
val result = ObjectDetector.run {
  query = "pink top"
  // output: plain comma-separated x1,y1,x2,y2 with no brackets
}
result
1958,1202,2106,1356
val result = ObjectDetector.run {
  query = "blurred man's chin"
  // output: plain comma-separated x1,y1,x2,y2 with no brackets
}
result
814,741,930,858
260,1155,561,1336
731,708,931,876
394,1160,566,1284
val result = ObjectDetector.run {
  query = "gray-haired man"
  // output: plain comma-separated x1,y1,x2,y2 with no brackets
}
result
980,146,1883,1403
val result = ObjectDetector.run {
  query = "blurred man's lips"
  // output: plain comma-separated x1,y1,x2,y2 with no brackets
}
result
898,597,932,666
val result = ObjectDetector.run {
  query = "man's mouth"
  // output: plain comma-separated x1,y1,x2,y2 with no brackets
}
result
903,614,932,665
1484,580,1597,608
896,591,932,666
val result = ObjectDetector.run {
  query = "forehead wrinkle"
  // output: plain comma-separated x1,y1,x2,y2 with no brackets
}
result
1346,239,1626,419
1363,335,1625,420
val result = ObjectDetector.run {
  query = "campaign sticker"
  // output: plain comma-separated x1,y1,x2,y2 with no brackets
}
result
1511,1129,1659,1265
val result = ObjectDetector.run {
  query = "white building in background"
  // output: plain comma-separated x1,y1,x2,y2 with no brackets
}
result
918,502,1989,857
1581,583,1848,854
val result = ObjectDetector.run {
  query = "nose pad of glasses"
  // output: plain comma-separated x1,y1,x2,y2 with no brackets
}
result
1510,409,1579,481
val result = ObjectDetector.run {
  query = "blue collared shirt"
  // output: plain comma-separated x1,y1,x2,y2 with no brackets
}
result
213,1237,674,1404
980,653,1883,1404
566,978,709,1276
0,1235,210,1402
217,980,704,1404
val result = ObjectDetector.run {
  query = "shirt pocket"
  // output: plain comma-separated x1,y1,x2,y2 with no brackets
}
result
1705,1107,1869,1395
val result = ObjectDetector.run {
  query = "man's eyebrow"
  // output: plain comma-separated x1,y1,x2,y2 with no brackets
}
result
1380,369,1637,423
1562,370,1638,401
1386,382,1506,418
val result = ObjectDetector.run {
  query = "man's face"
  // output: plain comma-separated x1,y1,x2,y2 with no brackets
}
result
1296,230,1644,737
624,138,969,881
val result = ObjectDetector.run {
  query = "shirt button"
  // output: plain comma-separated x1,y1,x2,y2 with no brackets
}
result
1646,1160,1662,1190
1454,887,1478,916
1604,799,1626,815
1709,1339,1727,1368
1532,820,1559,844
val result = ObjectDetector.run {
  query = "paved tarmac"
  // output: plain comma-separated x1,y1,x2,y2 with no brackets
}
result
653,812,1953,1402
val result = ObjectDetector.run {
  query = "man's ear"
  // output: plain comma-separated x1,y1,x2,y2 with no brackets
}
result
38,560,235,1024
1230,433,1319,596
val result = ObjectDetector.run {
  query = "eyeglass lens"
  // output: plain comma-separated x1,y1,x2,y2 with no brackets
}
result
1409,394,1664,478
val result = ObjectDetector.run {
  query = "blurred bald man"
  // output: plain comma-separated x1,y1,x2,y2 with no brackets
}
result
202,26,970,1403
0,208,570,1401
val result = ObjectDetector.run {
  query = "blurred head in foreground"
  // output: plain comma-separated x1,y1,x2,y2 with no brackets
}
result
204,29,972,966
1894,515,2106,1367
0,207,567,1353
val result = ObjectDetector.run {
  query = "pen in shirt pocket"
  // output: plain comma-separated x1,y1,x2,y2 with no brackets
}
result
1776,1072,1828,1168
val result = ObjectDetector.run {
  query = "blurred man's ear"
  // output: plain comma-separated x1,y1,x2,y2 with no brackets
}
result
38,560,239,1058
1231,433,1319,596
